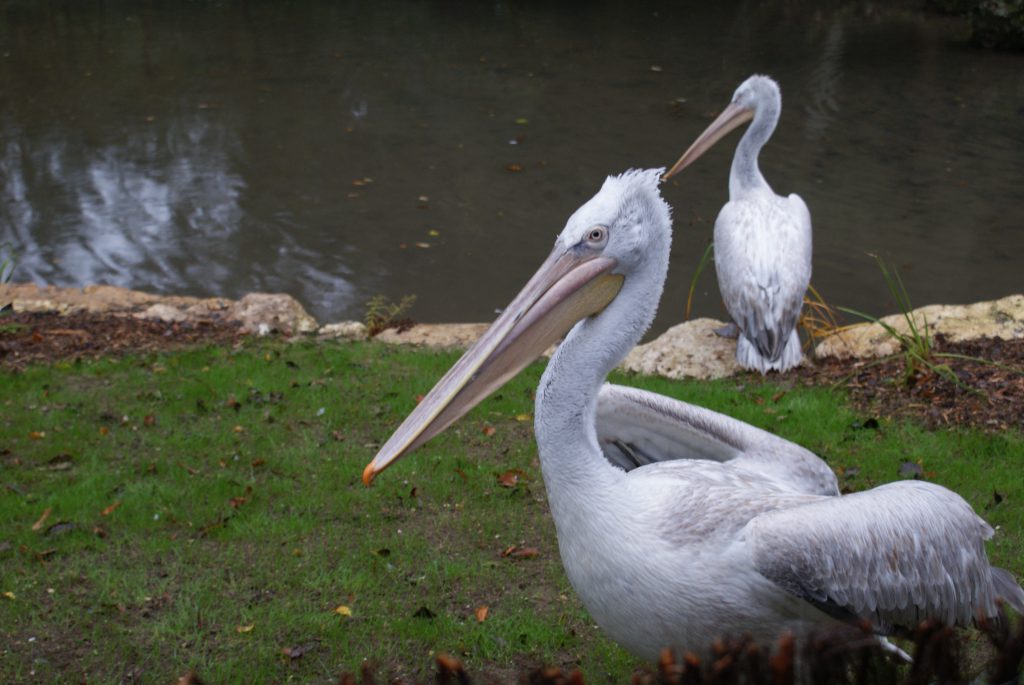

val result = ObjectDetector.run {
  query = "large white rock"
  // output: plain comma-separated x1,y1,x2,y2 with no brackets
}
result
229,293,318,335
620,318,742,380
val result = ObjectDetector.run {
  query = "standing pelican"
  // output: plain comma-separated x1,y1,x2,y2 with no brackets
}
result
363,169,1023,660
665,75,810,374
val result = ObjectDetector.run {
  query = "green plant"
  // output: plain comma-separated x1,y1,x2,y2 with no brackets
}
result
0,242,14,285
684,242,714,321
364,293,417,336
837,254,1021,393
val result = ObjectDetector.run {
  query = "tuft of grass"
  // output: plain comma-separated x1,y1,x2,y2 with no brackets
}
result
365,294,418,336
684,241,715,321
0,242,14,285
799,283,846,356
838,255,1023,394
0,339,1021,682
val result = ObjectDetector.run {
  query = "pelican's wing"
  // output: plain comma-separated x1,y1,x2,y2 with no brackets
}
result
714,195,811,362
747,479,1024,629
595,384,838,495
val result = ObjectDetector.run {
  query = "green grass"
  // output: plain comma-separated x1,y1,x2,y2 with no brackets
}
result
1,339,1022,683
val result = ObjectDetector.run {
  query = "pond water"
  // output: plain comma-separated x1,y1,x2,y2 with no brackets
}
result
1,1,1022,336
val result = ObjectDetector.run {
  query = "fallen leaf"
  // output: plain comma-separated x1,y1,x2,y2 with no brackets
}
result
45,521,75,537
504,163,523,172
175,670,203,685
42,454,74,471
514,413,532,422
143,414,156,427
28,431,45,440
100,501,122,517
229,497,247,509
415,242,431,249
232,425,244,434
93,525,108,538
771,391,786,403
99,426,109,436
482,425,496,437
427,229,440,237
515,118,528,125
334,605,352,617
496,470,520,488
31,507,52,531
281,645,305,659
2,591,14,600
501,545,539,559
474,605,488,622
236,624,255,633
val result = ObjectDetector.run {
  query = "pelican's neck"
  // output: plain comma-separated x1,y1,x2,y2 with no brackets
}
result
534,249,668,499
729,98,779,199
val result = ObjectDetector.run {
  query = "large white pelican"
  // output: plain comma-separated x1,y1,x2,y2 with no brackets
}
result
665,75,811,374
363,169,1023,660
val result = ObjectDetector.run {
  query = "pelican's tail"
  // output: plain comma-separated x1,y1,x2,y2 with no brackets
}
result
737,328,803,374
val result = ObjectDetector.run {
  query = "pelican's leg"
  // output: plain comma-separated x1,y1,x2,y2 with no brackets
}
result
714,322,740,339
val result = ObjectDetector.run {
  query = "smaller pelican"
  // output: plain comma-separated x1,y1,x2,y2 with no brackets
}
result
665,75,810,374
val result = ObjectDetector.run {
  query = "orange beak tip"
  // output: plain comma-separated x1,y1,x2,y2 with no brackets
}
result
362,463,377,486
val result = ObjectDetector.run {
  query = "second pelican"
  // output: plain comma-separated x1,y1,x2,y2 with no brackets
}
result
666,75,811,374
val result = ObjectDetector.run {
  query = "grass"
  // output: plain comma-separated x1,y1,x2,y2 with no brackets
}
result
1,338,1022,683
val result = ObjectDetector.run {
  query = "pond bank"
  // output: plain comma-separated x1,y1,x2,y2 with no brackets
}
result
3,282,1023,380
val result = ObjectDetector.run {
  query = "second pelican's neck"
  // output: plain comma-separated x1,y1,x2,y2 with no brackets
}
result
729,101,779,199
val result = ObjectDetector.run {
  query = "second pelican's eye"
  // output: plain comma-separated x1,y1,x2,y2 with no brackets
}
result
586,227,607,246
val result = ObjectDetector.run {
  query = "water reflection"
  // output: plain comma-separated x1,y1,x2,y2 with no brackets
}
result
0,1,1021,333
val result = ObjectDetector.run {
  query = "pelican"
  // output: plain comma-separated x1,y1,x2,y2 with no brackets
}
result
363,169,1023,661
665,75,810,374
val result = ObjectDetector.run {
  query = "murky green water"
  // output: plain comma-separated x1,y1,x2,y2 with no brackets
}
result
1,1,1022,334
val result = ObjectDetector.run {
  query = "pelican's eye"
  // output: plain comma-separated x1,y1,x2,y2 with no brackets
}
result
586,226,608,248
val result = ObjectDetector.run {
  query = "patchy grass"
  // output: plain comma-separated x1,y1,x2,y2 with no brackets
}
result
1,339,1021,683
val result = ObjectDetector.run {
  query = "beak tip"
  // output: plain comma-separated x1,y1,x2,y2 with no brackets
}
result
362,462,377,486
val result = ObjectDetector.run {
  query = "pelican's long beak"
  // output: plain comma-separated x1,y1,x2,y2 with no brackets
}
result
662,102,753,181
362,246,623,485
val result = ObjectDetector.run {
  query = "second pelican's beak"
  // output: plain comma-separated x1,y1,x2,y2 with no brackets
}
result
662,102,753,181
362,246,623,485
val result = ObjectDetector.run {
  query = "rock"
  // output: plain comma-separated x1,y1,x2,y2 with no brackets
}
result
228,293,318,336
0,283,232,317
319,321,369,341
620,318,741,380
136,304,187,323
816,294,1024,360
374,323,490,349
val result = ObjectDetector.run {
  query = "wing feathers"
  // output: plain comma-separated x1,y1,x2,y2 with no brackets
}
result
748,480,1018,629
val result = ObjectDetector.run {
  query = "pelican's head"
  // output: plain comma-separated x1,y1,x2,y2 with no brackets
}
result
362,168,669,484
663,74,780,181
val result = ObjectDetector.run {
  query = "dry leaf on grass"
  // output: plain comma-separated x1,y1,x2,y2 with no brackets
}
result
100,501,122,517
31,507,52,531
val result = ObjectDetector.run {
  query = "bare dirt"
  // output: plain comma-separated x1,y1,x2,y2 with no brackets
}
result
2,310,1023,433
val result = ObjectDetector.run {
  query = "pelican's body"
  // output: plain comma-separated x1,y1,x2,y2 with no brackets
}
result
364,170,1023,661
667,75,811,373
